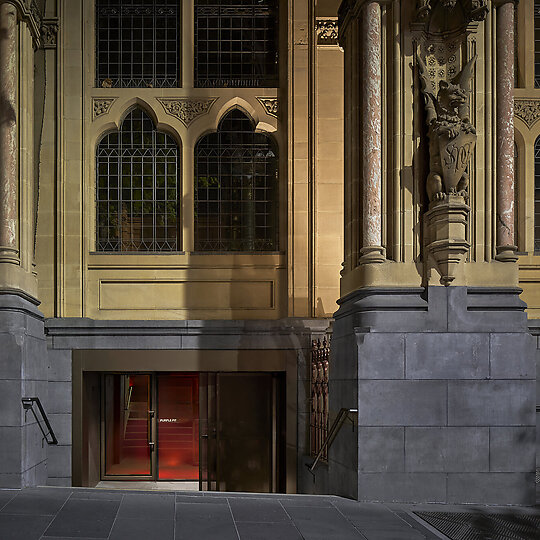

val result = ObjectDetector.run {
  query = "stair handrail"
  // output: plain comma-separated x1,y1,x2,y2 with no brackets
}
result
306,407,357,474
123,384,133,438
21,397,58,445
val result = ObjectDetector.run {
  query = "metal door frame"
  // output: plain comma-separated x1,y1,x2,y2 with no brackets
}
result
100,372,157,481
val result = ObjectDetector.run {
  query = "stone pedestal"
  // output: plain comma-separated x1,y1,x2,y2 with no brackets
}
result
0,294,48,488
324,286,536,504
425,196,470,285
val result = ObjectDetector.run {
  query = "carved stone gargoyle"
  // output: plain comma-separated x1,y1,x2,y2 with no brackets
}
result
417,53,477,204
418,52,477,285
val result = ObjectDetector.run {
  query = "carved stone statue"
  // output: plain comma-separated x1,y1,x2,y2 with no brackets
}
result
417,53,477,203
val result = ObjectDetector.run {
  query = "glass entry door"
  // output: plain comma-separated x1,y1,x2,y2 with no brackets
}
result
103,374,153,477
157,374,199,480
102,373,199,481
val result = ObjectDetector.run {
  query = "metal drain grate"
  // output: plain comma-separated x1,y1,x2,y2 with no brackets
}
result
536,468,540,484
414,511,540,540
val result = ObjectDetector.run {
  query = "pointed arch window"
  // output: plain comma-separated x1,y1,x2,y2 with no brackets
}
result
194,109,278,251
96,108,181,252
535,137,540,253
96,0,180,88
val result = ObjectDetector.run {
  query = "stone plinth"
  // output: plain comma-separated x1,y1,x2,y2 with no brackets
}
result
318,286,536,505
425,196,470,286
0,294,48,488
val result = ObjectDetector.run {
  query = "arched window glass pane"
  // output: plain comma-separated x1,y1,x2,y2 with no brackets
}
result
96,108,181,252
194,109,278,251
535,137,540,252
194,0,278,88
534,0,540,88
96,0,179,88
514,142,519,250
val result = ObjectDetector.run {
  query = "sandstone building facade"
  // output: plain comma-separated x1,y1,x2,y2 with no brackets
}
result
0,0,538,505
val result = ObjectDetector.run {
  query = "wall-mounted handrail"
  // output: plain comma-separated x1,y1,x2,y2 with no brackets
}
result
21,397,58,445
306,407,357,474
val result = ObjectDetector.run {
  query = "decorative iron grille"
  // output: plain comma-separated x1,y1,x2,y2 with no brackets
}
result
535,137,540,253
194,109,278,251
534,0,540,88
514,142,519,250
96,108,181,252
310,337,330,460
194,0,279,88
96,0,179,88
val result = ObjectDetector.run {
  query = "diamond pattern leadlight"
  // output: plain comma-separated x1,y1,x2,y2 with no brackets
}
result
194,109,278,251
535,137,540,253
96,108,180,252
194,0,278,88
96,0,179,88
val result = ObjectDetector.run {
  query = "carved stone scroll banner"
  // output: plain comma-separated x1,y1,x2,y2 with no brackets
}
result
92,98,116,120
316,18,338,45
257,97,278,118
514,99,540,129
157,98,217,127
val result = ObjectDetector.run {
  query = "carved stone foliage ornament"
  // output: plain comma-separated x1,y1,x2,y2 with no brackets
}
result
93,98,116,120
257,97,278,118
41,18,59,49
157,98,217,127
315,18,338,45
514,99,540,129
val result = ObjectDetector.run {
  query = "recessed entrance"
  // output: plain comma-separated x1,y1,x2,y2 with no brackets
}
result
98,371,284,492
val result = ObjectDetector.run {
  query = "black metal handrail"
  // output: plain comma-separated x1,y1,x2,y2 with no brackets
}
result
306,407,358,474
21,397,58,445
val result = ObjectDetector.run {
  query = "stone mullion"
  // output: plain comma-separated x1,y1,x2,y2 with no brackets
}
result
495,0,518,261
359,1,385,264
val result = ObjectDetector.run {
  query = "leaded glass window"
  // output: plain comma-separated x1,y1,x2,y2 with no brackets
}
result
194,0,278,88
535,137,540,253
194,109,278,251
96,108,181,252
96,0,179,88
535,0,540,87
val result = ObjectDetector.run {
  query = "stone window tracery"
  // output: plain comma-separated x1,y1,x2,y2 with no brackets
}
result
96,107,181,252
194,109,278,251
535,137,540,253
96,0,180,88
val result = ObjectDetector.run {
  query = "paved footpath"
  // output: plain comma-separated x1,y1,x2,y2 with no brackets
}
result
0,486,539,540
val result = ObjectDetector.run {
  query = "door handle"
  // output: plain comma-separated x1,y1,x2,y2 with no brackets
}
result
149,441,155,451
200,434,209,439
148,410,155,418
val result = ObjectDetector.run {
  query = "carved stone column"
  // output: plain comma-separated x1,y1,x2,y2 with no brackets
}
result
359,1,385,264
0,2,18,262
495,0,518,262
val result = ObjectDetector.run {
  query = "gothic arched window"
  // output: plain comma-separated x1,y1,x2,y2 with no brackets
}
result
535,137,540,252
194,109,278,251
96,0,179,88
194,0,279,88
96,108,181,252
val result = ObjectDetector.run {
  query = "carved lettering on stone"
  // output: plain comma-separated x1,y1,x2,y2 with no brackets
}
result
514,99,540,129
156,98,217,127
257,97,278,118
417,53,477,202
93,98,116,120
316,19,338,45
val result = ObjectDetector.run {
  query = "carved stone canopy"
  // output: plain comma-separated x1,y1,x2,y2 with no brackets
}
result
412,0,488,35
